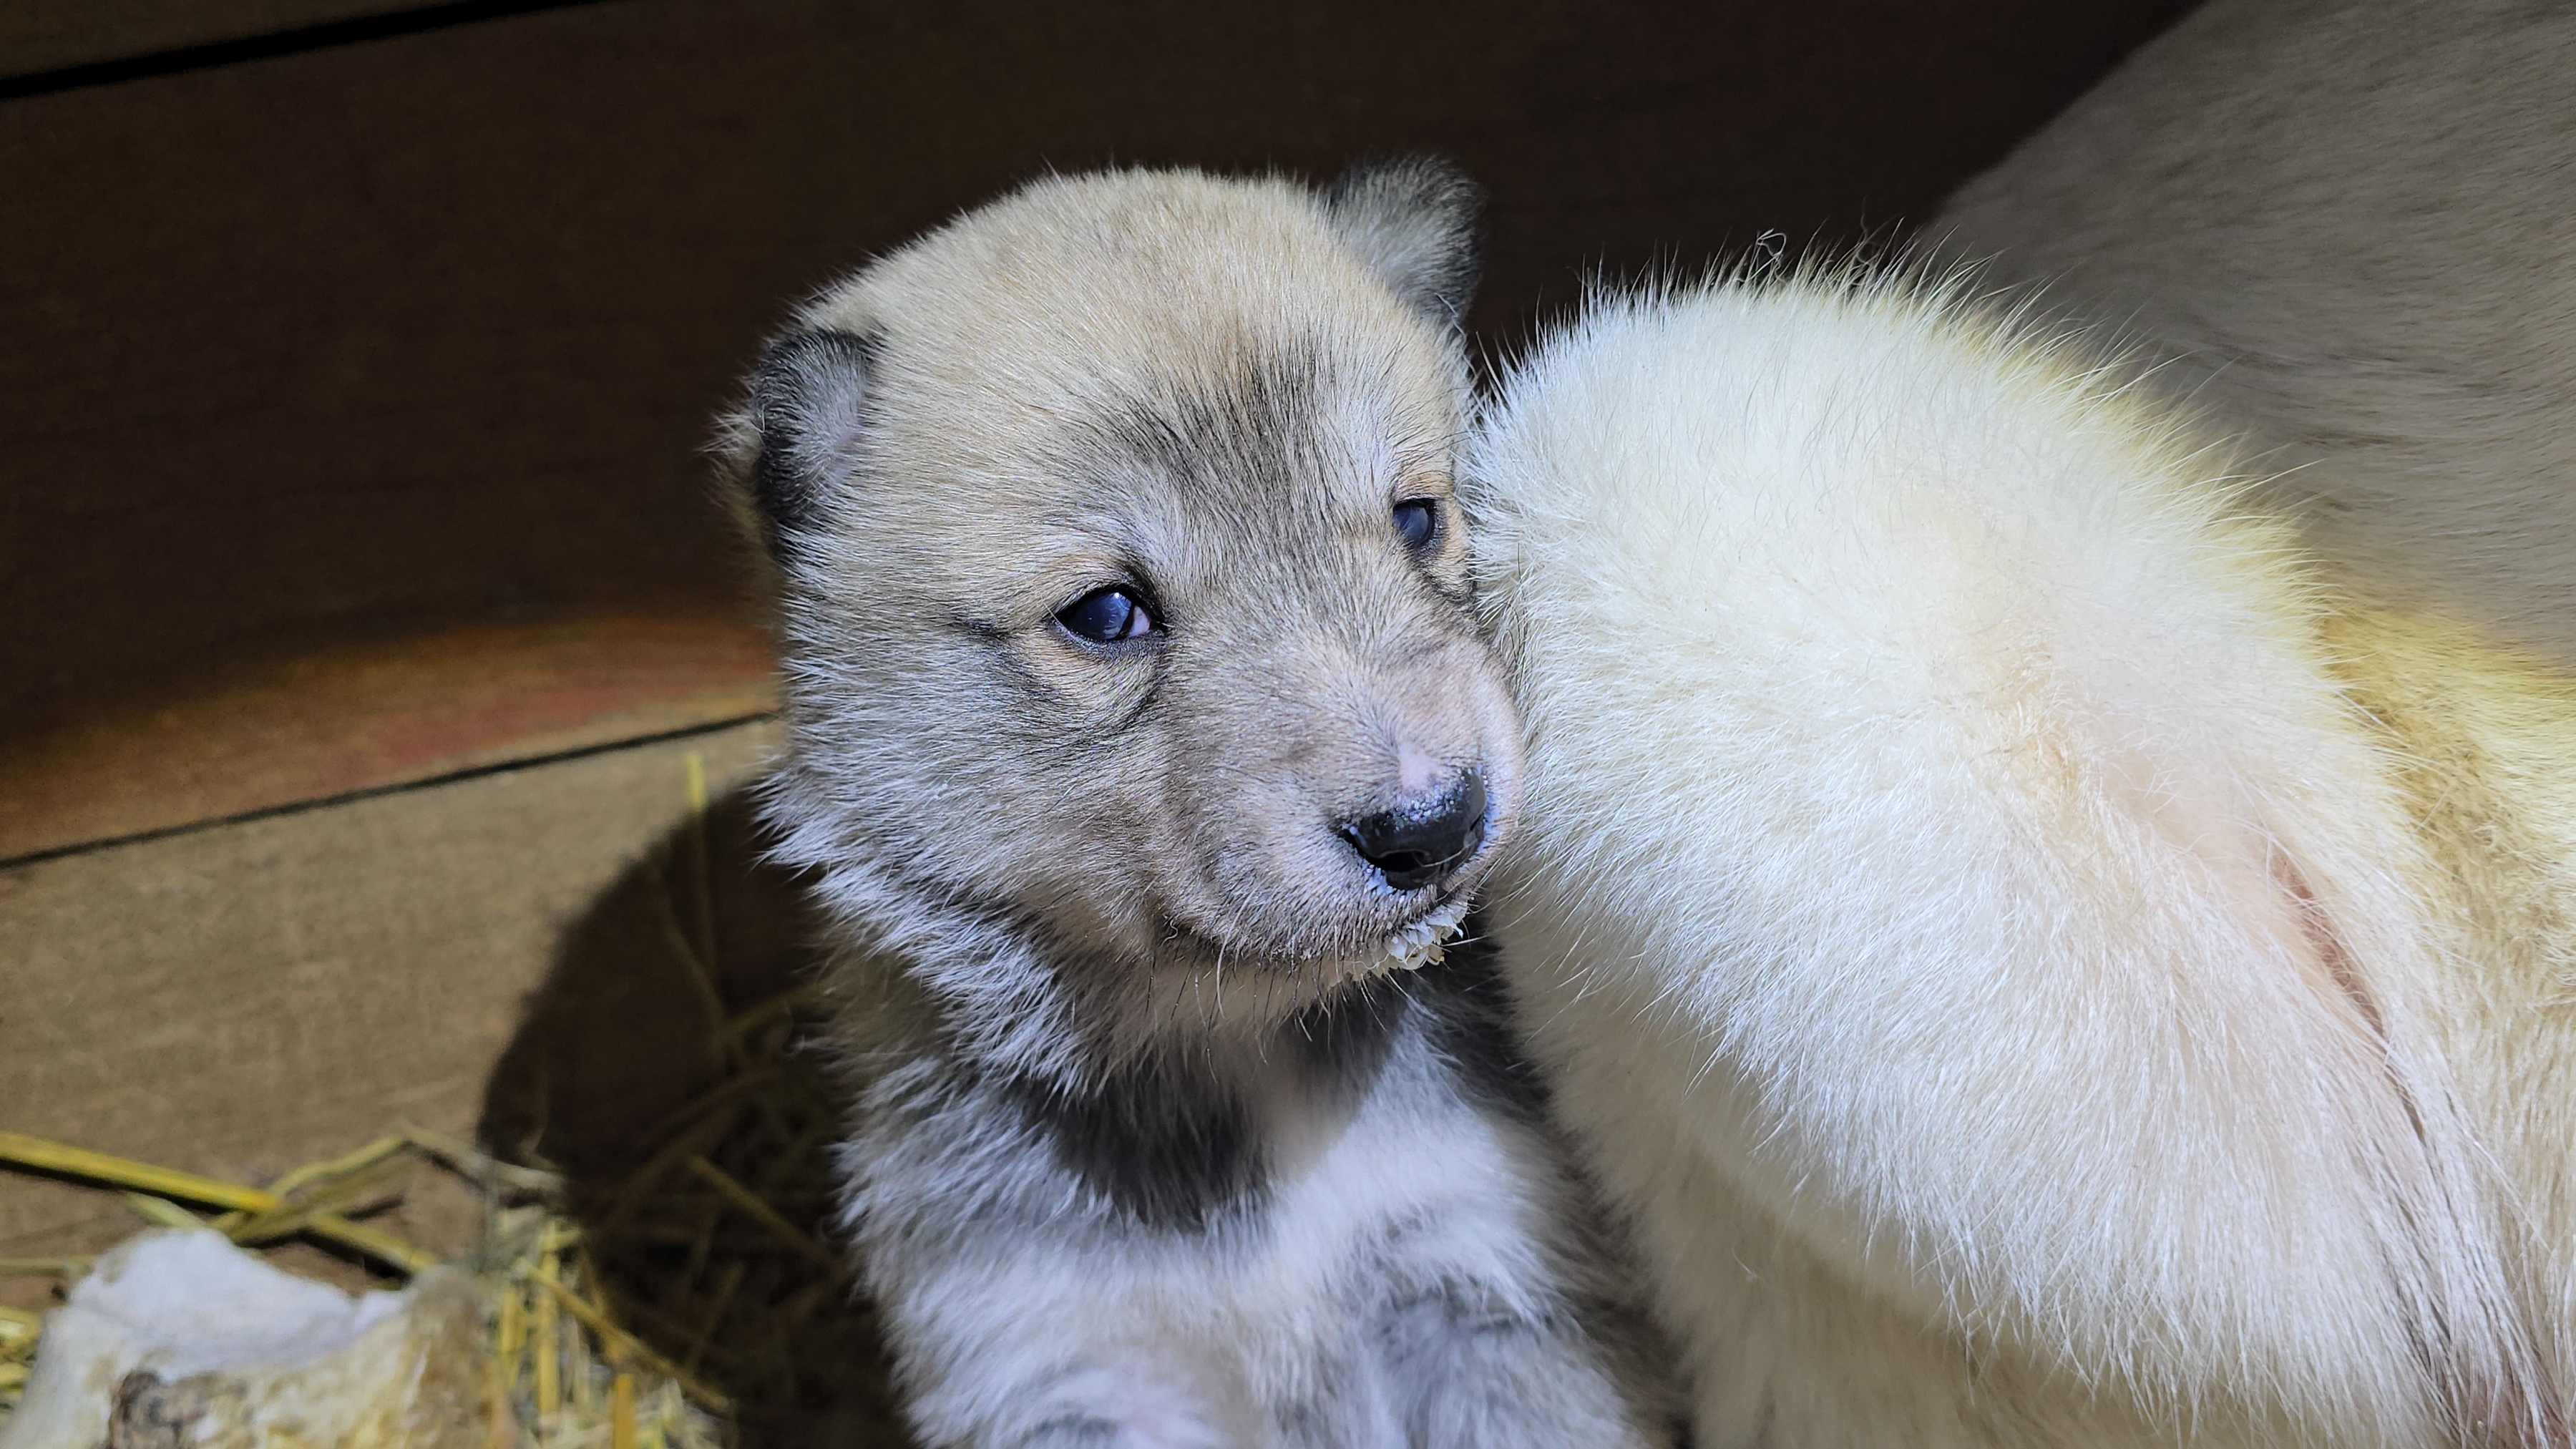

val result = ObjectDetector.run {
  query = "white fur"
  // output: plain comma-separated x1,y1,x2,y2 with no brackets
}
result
1936,0,2576,675
1462,277,2559,1447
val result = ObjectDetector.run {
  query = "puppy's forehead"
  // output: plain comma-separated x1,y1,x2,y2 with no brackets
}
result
806,171,1465,481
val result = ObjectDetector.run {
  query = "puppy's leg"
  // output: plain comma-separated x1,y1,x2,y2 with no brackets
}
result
851,1063,1249,1449
1261,1339,1404,1449
887,1307,1244,1449
987,1357,1236,1449
1379,1289,1662,1449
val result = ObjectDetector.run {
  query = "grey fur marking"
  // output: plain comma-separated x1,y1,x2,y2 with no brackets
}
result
1002,922,1537,1234
1323,156,1483,332
745,326,875,554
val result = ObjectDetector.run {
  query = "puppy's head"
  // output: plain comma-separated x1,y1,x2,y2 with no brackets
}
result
729,161,1522,1048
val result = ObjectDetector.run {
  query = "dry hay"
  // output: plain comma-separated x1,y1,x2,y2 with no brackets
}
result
0,1083,892,1447
1,754,906,1447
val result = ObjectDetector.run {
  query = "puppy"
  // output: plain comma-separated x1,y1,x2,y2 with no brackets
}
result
1464,272,2572,1448
723,162,1674,1448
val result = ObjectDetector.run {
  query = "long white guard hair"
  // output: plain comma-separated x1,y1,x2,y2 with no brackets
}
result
1462,273,2562,1448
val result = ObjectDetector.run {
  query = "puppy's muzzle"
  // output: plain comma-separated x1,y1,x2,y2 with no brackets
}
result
1340,771,1488,893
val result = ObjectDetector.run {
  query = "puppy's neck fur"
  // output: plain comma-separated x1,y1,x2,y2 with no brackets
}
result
1000,962,1420,1231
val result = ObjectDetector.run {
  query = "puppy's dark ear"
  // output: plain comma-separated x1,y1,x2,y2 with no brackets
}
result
1322,155,1483,331
741,328,877,555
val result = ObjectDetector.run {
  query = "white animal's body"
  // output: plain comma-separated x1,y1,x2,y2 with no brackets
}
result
1937,0,2576,675
1464,276,2575,1447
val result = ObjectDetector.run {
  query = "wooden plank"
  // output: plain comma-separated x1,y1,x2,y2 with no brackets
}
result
0,0,2195,856
0,610,776,862
0,0,429,82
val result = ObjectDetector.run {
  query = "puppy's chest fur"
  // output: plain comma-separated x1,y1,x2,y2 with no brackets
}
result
841,937,1642,1447
998,941,1549,1232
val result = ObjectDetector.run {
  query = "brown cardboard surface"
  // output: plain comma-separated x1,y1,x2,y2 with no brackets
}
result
0,717,784,1309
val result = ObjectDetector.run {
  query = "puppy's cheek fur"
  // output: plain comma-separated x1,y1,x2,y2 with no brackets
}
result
1465,668,1528,855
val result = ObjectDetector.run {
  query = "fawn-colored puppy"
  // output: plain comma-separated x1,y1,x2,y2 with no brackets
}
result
724,162,1675,1449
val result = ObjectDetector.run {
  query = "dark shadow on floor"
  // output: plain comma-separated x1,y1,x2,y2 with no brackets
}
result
479,776,907,1448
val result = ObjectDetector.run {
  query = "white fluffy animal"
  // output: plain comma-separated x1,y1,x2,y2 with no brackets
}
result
1936,0,2576,676
1463,273,2575,1447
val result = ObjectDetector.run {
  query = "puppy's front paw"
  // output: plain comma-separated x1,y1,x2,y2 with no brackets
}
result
1031,1354,1234,1449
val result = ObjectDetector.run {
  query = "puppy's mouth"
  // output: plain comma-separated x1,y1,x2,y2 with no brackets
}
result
1160,792,1506,985
1365,791,1506,972
1377,888,1474,972
1163,877,1474,987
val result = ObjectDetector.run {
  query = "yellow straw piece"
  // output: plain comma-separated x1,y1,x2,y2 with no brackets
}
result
0,1130,437,1275
404,1127,562,1196
264,1135,410,1199
683,751,711,818
483,1368,519,1449
533,1243,561,1427
715,981,826,1051
304,1214,441,1275
522,1263,730,1413
610,1372,638,1449
679,1261,743,1375
682,1157,841,1272
0,1307,42,1332
223,1153,414,1246
0,1131,275,1213
122,1193,205,1229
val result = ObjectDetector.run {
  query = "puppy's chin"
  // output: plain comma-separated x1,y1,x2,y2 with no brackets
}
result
1133,888,1475,1038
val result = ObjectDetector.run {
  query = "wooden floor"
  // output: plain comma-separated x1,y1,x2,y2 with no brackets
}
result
0,721,782,1294
1,2,2195,1441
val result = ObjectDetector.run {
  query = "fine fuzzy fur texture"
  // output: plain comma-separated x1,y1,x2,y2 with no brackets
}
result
1936,0,2576,677
1463,273,2574,1448
722,163,1675,1448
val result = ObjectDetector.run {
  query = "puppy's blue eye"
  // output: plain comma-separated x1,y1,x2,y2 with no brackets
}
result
1393,499,1440,552
1058,587,1155,643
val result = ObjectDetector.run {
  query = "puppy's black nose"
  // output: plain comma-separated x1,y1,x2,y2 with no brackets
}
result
1341,771,1488,893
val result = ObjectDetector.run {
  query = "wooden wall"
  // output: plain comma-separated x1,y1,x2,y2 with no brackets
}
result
0,0,2195,862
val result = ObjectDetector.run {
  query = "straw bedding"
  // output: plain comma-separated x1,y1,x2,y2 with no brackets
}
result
1,752,906,1448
